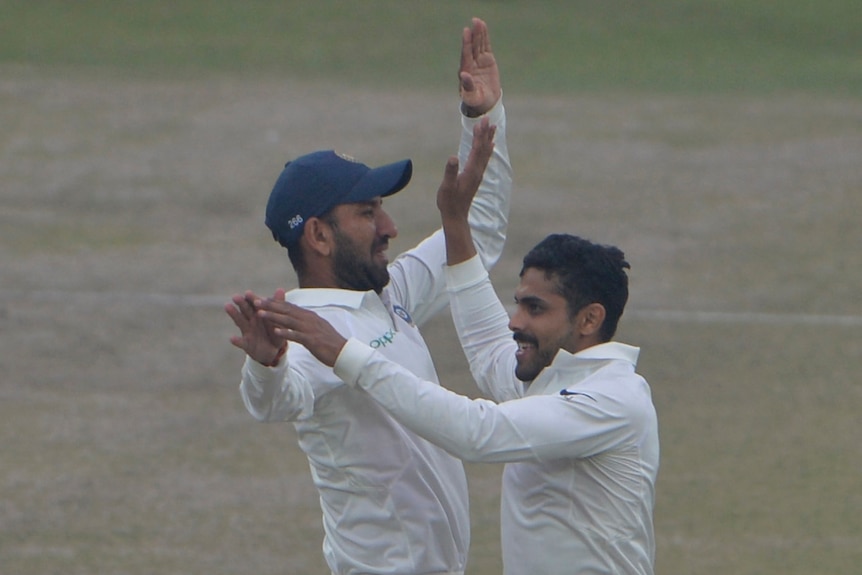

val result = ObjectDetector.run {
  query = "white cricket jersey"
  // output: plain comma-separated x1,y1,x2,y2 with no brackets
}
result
239,101,511,575
334,255,660,575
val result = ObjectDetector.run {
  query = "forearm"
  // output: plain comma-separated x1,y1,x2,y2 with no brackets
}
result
460,98,512,270
334,338,531,463
441,213,476,266
239,355,313,422
336,338,642,465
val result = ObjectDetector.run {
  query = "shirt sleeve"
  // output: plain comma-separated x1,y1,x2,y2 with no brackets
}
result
446,255,525,402
386,98,512,327
239,346,332,422
334,338,638,463
459,96,512,271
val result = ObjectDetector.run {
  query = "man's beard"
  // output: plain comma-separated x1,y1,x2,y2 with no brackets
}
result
512,329,571,382
331,228,390,293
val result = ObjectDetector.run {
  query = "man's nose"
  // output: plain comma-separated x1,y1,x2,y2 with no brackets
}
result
377,209,398,239
508,308,523,333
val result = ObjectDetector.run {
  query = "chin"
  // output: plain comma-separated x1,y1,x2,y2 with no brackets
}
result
515,365,539,383
371,270,390,291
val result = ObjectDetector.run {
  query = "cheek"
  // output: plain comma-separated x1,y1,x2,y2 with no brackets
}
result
342,223,376,247
536,318,573,348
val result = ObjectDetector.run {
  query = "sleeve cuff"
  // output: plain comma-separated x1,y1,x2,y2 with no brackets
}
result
333,338,376,388
445,254,488,292
246,354,285,378
461,93,504,124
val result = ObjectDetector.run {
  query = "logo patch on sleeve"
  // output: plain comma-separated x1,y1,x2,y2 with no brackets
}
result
392,304,414,326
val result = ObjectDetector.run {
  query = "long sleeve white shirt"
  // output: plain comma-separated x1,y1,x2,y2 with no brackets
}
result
334,255,660,575
239,101,511,575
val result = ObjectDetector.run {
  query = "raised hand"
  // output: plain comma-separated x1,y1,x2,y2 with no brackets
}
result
225,289,288,366
254,298,347,368
459,17,502,117
437,118,496,220
436,118,496,265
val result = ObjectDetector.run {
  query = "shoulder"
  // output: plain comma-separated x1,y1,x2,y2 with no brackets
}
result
574,366,655,421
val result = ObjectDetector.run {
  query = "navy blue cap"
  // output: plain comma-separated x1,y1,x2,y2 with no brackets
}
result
265,150,413,247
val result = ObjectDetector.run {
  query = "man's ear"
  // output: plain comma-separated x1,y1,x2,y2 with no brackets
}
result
302,217,334,258
577,303,606,338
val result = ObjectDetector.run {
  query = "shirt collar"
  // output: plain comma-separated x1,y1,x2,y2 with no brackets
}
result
524,342,640,397
285,288,370,310
570,341,640,364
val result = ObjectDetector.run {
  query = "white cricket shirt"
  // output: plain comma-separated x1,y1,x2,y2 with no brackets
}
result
334,255,660,575
240,101,511,575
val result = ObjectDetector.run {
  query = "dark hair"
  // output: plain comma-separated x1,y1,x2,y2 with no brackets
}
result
521,234,630,341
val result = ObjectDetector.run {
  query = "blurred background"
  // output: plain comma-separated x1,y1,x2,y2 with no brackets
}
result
1,1,860,573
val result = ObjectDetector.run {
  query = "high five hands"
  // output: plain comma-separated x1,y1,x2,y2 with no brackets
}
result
241,118,496,369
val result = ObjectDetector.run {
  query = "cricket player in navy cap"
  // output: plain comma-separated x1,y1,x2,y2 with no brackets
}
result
225,18,512,575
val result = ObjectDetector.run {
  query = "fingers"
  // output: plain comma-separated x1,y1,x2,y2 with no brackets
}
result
458,17,501,116
224,301,244,326
225,292,256,332
459,25,473,76
228,334,245,350
443,155,459,182
254,297,307,329
438,120,494,218
460,18,489,73
227,292,252,318
252,300,345,367
471,18,490,59
469,118,496,162
460,120,495,192
253,299,317,332
436,155,462,215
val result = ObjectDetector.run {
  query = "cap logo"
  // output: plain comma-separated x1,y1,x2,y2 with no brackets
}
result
335,150,358,162
287,214,304,229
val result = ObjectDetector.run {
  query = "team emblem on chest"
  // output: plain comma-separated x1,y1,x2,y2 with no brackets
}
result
392,304,414,326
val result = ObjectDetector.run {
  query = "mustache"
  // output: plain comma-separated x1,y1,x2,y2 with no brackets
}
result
512,332,538,346
373,238,389,252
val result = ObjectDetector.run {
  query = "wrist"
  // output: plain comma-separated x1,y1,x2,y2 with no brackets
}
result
460,101,486,118
263,342,287,367
442,223,476,265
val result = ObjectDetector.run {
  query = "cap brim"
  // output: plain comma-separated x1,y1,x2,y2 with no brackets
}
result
344,159,413,203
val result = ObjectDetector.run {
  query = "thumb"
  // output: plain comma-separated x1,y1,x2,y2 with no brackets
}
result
459,71,475,93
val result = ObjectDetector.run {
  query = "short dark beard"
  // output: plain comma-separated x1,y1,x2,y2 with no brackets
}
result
512,327,574,382
514,345,556,382
331,225,390,293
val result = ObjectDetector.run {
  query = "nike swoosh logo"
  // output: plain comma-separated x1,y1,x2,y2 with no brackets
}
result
559,390,597,401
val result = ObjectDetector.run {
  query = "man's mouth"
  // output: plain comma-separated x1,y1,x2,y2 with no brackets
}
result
374,243,389,262
513,334,537,357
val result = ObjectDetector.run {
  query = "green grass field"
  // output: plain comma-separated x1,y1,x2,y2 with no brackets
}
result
1,1,860,574
3,0,861,95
